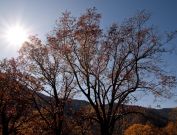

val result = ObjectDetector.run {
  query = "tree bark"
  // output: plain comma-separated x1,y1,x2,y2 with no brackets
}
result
1,112,9,135
100,120,116,135
56,120,63,135
101,124,111,135
55,128,62,135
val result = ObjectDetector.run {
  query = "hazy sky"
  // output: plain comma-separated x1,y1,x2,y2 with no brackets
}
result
0,0,177,108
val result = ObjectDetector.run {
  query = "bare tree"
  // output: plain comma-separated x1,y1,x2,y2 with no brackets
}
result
45,8,176,135
19,36,76,135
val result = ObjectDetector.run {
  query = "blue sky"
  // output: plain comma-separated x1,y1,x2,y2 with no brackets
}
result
0,0,177,108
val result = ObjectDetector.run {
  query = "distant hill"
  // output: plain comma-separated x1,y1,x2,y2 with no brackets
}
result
35,91,176,127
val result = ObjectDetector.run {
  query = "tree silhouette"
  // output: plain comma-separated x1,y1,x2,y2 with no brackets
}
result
0,59,32,135
18,35,76,135
18,8,176,135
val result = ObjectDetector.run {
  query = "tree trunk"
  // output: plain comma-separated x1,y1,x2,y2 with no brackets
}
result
100,124,111,135
1,112,9,135
54,116,63,135
100,120,116,135
57,121,63,135
55,128,62,135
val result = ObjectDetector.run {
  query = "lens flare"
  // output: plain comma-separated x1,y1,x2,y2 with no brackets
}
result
4,24,28,47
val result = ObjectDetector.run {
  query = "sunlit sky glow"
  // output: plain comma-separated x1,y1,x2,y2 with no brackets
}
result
4,23,29,47
0,17,32,56
0,0,177,108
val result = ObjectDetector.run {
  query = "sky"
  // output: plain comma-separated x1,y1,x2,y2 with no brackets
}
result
0,0,177,108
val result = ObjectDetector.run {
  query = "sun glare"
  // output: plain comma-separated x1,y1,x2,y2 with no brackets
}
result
5,24,28,47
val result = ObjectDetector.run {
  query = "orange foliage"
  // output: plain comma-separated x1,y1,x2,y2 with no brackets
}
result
124,124,164,135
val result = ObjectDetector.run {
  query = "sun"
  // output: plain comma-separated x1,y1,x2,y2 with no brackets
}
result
4,24,28,46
